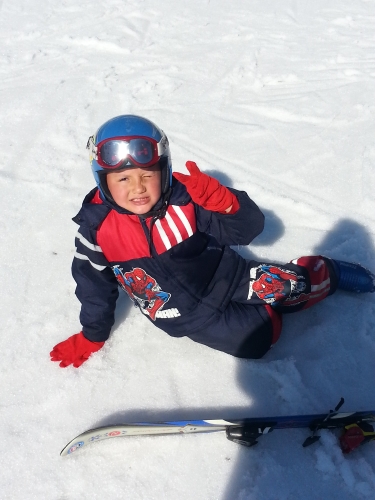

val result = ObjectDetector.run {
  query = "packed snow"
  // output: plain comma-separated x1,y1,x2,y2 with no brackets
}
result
1,0,375,498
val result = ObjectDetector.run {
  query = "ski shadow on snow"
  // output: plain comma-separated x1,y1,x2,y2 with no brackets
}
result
223,217,375,500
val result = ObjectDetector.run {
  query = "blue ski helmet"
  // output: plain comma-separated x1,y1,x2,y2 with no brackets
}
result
87,115,172,206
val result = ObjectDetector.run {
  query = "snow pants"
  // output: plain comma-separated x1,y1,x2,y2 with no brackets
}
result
187,256,338,359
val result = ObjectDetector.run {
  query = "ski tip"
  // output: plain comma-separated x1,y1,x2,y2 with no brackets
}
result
60,440,84,456
60,435,88,456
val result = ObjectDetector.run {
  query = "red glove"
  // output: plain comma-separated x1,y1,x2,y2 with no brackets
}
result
173,161,239,214
50,332,105,368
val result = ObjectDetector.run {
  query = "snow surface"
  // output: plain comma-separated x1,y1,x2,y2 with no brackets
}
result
1,0,375,498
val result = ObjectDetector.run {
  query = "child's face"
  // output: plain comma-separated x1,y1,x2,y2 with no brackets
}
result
106,164,162,215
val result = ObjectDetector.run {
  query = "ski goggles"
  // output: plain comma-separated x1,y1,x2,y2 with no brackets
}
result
87,135,168,170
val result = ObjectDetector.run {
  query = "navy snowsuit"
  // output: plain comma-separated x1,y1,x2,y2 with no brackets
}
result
72,178,337,358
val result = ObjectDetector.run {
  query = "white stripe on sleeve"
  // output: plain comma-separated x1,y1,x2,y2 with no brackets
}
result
74,251,107,271
76,231,103,252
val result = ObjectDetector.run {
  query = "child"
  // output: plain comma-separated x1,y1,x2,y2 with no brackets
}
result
50,115,375,368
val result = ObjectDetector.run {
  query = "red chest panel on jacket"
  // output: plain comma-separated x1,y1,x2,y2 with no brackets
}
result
96,204,197,262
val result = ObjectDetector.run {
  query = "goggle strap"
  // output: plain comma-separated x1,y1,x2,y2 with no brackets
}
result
157,136,168,157
86,136,98,160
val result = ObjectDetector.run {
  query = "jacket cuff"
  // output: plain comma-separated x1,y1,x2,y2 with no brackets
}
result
219,195,240,215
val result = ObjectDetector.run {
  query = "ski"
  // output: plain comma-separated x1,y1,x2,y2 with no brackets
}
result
60,398,375,456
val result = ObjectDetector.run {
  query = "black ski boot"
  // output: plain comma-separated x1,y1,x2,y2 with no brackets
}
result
331,260,375,293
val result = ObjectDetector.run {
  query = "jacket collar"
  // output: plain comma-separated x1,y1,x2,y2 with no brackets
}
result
73,179,191,229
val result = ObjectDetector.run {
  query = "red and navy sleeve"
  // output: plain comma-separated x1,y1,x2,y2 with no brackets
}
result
195,188,264,246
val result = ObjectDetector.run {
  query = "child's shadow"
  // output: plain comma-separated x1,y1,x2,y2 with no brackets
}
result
313,218,374,265
223,218,375,500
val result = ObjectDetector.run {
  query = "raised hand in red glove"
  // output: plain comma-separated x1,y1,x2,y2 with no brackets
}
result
50,332,105,368
173,161,239,214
